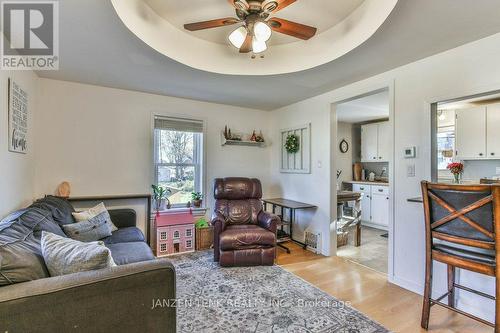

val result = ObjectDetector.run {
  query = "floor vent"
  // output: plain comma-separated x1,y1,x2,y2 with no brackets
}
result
305,230,321,254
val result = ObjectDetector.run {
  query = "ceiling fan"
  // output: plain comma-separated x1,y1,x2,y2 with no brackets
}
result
184,0,317,54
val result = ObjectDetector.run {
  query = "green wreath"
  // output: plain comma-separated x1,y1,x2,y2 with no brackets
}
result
285,134,300,154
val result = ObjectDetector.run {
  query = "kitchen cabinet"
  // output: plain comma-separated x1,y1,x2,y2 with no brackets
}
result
352,184,389,230
455,106,487,160
487,103,500,158
455,104,500,160
361,121,390,162
361,123,378,162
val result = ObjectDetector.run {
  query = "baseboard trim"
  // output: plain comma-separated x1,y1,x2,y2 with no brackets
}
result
391,275,423,295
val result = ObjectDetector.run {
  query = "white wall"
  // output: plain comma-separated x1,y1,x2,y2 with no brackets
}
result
0,70,38,218
336,122,356,185
269,32,500,321
34,79,272,232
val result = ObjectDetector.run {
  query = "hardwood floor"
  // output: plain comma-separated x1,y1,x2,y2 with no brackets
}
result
276,242,491,333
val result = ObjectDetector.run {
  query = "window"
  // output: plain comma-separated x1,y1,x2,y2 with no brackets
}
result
436,110,456,171
186,228,192,237
159,231,167,240
160,243,167,253
186,239,192,249
154,116,204,206
173,230,180,239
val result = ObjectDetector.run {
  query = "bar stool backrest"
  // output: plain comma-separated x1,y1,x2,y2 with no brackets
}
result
421,182,499,251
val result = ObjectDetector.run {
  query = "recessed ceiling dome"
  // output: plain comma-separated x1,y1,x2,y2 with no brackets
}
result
111,0,398,75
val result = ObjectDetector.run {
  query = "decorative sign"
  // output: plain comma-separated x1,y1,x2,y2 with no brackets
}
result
280,123,311,174
8,78,28,153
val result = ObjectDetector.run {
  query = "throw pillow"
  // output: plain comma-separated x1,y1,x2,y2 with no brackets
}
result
41,231,116,276
62,211,113,242
72,203,118,232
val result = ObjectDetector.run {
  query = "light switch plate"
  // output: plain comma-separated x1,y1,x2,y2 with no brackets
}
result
407,164,416,177
496,167,500,175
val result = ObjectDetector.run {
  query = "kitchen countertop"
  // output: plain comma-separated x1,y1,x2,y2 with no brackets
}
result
343,180,390,186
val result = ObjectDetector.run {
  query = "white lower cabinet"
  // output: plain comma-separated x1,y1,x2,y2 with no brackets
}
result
352,184,389,230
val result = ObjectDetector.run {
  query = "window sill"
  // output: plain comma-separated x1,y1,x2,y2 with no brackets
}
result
152,206,208,217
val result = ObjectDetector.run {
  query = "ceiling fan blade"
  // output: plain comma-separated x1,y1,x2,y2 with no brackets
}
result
268,18,317,40
273,0,297,12
239,34,253,53
184,18,239,31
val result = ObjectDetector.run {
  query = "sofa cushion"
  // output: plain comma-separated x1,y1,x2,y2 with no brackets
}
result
62,211,113,242
41,231,116,276
0,210,50,286
106,242,154,265
30,196,75,226
102,227,145,245
73,203,118,232
219,225,275,251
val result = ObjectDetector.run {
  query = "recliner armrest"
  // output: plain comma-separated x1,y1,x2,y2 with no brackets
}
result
211,212,227,262
258,211,279,234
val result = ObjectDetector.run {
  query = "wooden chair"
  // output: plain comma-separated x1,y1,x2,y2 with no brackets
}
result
421,181,500,331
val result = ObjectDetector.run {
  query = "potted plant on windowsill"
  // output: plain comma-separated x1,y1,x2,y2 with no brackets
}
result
152,185,171,211
191,192,203,208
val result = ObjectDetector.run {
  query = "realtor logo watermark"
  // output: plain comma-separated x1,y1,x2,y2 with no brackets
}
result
1,1,59,70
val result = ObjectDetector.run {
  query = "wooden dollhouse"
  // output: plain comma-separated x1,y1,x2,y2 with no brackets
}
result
155,211,195,256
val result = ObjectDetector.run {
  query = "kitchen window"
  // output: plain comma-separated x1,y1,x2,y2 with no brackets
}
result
154,116,204,207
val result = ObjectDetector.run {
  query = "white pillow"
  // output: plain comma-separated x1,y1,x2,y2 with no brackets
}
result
41,231,116,277
72,202,118,232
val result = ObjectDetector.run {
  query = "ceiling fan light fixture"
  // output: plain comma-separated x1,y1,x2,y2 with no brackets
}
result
253,21,272,42
252,39,267,54
228,26,248,49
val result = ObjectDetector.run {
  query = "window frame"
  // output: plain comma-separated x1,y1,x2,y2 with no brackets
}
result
152,114,207,209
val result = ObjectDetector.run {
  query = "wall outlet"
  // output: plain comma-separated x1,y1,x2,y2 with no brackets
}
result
496,167,500,175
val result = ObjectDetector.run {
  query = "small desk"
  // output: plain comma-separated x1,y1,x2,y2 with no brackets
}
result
262,198,317,253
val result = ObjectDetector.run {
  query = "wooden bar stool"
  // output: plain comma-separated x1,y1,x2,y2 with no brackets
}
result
421,181,500,332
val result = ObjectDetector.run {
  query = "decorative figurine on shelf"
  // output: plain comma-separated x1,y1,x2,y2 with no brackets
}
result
255,130,265,143
250,130,257,142
447,162,464,183
228,128,232,140
224,125,229,139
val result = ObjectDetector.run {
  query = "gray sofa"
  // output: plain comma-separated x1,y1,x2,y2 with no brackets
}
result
0,196,176,333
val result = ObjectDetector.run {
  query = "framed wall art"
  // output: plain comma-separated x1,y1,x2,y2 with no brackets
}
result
8,78,28,154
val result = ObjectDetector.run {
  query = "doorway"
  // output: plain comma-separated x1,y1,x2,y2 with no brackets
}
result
331,87,394,276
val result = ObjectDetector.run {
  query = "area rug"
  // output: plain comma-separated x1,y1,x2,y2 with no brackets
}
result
169,251,390,333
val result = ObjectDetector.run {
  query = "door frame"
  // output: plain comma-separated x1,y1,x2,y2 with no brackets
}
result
330,80,396,281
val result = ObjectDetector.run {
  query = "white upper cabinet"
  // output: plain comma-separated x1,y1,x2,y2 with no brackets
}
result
487,103,500,159
361,121,390,162
455,105,500,160
377,121,391,162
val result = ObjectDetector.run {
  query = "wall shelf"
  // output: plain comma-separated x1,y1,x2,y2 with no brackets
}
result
221,132,266,147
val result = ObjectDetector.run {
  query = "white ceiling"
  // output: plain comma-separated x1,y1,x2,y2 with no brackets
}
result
336,90,389,123
144,0,365,46
37,0,500,110
112,0,396,75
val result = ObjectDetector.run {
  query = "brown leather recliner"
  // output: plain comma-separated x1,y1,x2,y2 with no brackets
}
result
211,178,279,267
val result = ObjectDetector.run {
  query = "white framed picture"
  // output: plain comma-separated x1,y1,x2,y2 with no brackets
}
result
8,78,28,154
280,123,311,174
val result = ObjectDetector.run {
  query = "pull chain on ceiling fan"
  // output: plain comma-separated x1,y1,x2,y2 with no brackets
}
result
183,0,317,54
